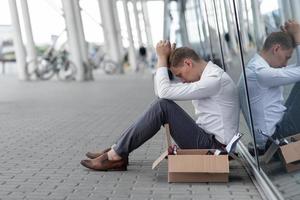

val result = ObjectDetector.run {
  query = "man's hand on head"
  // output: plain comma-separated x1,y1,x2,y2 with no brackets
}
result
284,20,300,44
156,40,172,68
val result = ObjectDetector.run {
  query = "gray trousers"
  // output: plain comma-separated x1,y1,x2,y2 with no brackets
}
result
274,82,300,139
113,98,224,158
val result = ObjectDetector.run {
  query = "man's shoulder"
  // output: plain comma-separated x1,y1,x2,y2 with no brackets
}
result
206,62,224,75
247,54,268,70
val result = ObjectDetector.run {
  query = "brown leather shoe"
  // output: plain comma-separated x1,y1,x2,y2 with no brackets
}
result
80,153,127,171
86,148,129,165
86,148,111,159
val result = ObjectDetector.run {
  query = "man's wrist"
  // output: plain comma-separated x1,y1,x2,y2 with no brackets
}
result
157,56,168,68
157,61,168,68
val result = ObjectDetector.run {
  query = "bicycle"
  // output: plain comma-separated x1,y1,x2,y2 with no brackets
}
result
27,48,77,81
89,48,118,74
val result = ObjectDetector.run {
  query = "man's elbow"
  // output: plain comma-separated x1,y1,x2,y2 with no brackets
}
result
157,89,169,99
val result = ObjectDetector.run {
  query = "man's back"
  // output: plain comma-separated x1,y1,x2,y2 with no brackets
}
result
192,61,239,145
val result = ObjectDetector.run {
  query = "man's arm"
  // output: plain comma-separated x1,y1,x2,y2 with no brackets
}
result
285,20,300,66
155,67,220,100
153,40,171,97
256,65,300,87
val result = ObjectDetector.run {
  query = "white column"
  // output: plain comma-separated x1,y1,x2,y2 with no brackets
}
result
178,0,189,45
73,0,88,63
8,0,27,80
62,0,85,81
290,0,300,22
133,0,142,46
141,0,153,47
111,0,124,58
163,0,169,40
123,0,137,71
251,0,265,50
73,0,93,80
198,0,211,52
193,0,206,55
278,0,285,25
98,0,122,72
282,0,292,22
224,0,237,53
237,0,249,50
20,0,37,76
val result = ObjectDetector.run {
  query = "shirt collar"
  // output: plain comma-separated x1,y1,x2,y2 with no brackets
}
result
255,53,270,68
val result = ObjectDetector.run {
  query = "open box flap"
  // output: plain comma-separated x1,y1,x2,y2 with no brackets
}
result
152,150,168,169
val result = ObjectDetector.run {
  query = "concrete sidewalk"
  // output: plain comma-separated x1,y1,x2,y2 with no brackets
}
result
0,74,262,200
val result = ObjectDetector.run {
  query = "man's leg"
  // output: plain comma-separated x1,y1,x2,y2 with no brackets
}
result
113,98,220,158
274,82,300,138
81,98,221,171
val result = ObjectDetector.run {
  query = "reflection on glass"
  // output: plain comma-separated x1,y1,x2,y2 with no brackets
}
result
239,0,300,198
179,0,300,198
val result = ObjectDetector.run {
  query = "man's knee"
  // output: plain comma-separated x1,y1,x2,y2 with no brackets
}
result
151,98,178,113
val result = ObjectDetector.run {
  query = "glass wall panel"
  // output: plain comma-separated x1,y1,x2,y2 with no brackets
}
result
217,0,260,167
238,0,300,199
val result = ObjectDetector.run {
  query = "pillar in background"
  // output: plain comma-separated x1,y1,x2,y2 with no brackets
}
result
290,0,300,22
141,0,153,47
73,0,93,80
20,0,37,77
122,0,137,71
8,0,27,80
223,0,237,53
133,0,142,47
279,0,292,23
62,0,85,81
197,0,210,54
98,0,123,72
163,0,170,40
250,0,265,50
177,0,189,46
111,0,124,61
237,0,249,51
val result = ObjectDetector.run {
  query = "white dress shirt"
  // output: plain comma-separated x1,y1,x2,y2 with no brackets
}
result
246,46,300,145
154,61,239,145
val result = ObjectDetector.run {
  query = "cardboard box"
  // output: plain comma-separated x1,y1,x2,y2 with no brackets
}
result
152,124,230,183
262,133,300,173
279,134,300,172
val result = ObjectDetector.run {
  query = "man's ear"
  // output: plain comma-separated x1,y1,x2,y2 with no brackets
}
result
183,59,193,68
272,44,281,54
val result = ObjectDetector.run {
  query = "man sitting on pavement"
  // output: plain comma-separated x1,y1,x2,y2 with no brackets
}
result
80,40,239,171
245,20,300,155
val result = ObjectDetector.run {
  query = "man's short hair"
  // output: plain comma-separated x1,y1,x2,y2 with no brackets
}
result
263,32,295,50
169,47,201,67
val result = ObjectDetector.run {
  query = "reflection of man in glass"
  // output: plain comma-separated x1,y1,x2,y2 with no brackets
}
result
246,20,300,154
